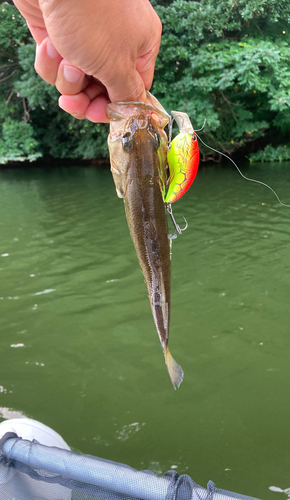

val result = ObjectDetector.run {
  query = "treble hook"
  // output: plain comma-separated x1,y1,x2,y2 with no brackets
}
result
168,116,174,144
166,203,188,236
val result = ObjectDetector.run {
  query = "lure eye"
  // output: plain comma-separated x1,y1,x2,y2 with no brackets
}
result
122,132,133,151
192,134,197,141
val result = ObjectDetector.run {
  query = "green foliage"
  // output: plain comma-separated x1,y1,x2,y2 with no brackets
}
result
0,3,27,48
152,0,290,161
16,43,59,109
0,3,108,163
1,0,290,163
13,42,109,159
0,3,40,162
248,144,290,162
0,117,41,163
0,2,27,119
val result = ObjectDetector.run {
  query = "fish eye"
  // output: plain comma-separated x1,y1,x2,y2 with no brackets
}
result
122,132,133,151
192,134,197,141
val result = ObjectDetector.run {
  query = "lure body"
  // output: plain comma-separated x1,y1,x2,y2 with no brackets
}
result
165,111,199,204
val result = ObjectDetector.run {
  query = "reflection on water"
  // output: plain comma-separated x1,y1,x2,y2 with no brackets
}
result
0,407,26,419
0,163,290,500
116,422,145,441
269,486,290,498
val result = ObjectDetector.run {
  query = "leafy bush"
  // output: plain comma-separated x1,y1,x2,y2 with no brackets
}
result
248,144,290,162
152,0,290,160
0,117,41,163
0,5,108,163
0,3,41,161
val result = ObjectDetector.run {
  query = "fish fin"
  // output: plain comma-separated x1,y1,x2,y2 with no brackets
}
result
165,347,184,389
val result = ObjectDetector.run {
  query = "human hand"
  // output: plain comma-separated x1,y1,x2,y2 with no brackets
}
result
13,0,162,122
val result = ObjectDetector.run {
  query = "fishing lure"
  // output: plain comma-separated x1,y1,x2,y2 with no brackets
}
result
165,111,199,204
167,112,290,209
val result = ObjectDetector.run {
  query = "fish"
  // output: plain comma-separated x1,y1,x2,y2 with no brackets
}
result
107,93,184,389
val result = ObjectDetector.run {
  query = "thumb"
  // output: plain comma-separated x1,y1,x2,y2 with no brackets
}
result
104,42,160,103
102,67,147,104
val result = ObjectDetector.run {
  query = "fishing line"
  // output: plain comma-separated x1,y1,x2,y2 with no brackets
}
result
168,116,174,144
193,119,207,132
195,133,290,208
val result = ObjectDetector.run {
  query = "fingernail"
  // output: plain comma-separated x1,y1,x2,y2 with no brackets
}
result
63,65,83,83
47,41,59,59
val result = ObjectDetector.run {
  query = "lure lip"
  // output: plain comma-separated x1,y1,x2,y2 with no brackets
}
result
171,111,194,134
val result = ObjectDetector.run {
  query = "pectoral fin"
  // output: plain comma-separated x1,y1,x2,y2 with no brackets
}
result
111,168,126,198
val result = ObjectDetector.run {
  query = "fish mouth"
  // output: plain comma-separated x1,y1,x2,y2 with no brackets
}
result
113,101,170,122
107,91,170,131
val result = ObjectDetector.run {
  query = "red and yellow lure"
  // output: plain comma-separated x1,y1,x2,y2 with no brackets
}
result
165,109,290,220
166,111,199,204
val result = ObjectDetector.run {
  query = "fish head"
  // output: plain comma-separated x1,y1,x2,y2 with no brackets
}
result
107,94,170,199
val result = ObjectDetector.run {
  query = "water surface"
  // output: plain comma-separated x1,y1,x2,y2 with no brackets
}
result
0,163,289,499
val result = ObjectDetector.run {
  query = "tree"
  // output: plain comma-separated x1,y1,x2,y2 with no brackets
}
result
0,3,41,162
0,3,108,163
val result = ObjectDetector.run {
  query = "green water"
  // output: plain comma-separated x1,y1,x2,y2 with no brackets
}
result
0,163,289,499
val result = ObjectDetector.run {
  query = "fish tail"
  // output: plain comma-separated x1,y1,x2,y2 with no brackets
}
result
165,347,184,390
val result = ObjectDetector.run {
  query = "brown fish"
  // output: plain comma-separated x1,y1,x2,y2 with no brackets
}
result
107,93,183,389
